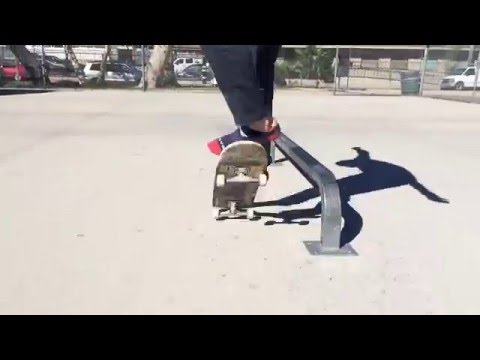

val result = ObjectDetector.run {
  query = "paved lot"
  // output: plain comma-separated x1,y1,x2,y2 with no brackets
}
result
0,88,479,314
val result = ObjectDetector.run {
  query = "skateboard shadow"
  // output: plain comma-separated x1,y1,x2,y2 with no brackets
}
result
255,147,449,246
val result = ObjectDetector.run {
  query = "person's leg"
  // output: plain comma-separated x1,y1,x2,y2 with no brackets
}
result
256,45,281,119
254,45,281,158
200,45,281,157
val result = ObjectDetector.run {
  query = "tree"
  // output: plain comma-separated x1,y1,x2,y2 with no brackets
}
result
7,45,43,85
98,45,112,85
64,45,83,81
294,45,336,86
145,45,174,89
444,45,467,73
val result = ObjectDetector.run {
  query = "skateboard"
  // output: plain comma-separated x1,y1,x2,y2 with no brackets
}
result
212,141,269,220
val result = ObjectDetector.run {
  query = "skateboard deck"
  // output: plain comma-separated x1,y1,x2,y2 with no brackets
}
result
212,141,269,220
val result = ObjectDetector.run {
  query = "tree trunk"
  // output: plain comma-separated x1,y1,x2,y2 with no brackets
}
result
15,57,21,81
65,46,81,70
98,45,111,85
467,45,475,66
145,45,173,89
64,45,85,83
8,45,43,84
64,45,81,70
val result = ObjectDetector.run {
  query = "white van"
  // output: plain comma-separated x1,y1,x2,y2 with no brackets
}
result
441,66,480,90
173,57,202,74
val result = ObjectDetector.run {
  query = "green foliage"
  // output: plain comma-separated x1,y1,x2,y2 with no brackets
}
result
274,46,336,86
440,45,468,74
316,48,336,82
274,62,288,86
294,46,336,81
274,61,302,86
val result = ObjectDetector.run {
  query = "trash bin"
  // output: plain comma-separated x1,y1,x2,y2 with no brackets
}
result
400,71,421,95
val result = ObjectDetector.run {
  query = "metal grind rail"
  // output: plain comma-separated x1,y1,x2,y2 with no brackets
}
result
273,133,357,256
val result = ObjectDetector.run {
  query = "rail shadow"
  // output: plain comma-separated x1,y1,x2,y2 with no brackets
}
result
255,147,449,246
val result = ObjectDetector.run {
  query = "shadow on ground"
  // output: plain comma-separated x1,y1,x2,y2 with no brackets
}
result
255,147,449,246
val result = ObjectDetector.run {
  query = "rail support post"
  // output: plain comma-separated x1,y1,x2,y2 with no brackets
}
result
274,133,357,256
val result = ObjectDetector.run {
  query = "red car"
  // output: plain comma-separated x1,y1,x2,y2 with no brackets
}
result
0,64,31,80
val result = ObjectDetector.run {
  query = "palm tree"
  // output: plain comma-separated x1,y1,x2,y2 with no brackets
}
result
294,45,336,86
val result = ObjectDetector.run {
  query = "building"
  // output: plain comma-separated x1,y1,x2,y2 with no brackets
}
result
2,45,478,69
282,45,479,61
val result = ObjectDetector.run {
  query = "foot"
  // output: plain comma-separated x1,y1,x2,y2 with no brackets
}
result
207,123,281,162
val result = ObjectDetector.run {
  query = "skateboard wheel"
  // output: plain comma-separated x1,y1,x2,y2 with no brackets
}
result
216,174,226,187
258,173,268,187
212,208,221,220
247,208,255,220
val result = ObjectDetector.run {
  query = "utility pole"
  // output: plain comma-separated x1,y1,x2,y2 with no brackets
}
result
333,46,339,95
141,45,146,92
473,51,480,97
41,45,46,87
467,45,475,66
419,45,429,96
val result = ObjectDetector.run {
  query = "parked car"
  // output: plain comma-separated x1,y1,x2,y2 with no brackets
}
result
35,54,75,71
119,59,143,73
47,68,86,86
173,57,202,74
0,64,31,80
83,61,141,84
34,54,87,85
441,66,480,90
176,63,217,86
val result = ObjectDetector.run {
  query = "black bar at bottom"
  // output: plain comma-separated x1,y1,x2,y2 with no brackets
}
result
274,133,357,256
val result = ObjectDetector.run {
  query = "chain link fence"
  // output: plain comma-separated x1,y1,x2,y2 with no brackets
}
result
0,45,218,91
1,45,479,103
332,46,426,96
420,45,480,103
328,45,480,102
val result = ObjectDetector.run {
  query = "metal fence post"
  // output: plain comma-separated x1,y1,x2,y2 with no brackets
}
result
346,47,351,91
141,45,146,92
419,45,429,96
333,46,339,95
41,45,46,88
473,57,479,98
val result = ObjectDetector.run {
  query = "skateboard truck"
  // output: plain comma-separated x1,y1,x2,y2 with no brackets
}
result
212,202,256,220
215,173,268,187
212,141,269,222
213,171,268,220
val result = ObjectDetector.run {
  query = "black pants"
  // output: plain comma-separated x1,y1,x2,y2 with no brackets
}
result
200,45,281,127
